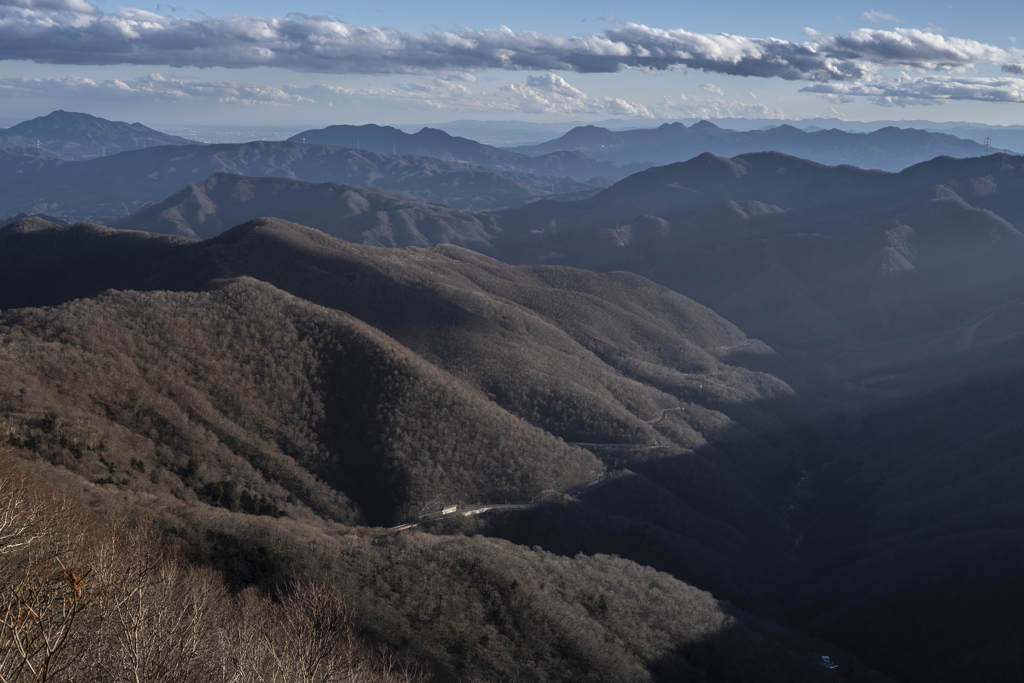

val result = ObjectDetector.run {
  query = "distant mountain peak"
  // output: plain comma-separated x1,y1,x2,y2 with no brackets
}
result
689,120,721,131
0,109,195,160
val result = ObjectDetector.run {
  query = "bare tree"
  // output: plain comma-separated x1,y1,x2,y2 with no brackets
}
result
0,557,91,683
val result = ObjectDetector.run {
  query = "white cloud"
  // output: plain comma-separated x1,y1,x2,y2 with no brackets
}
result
803,74,1024,105
818,28,1014,72
863,10,898,23
0,70,655,117
502,72,652,116
659,94,787,119
0,74,312,104
699,83,724,95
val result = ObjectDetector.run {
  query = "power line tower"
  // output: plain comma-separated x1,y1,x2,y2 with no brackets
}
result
984,136,992,155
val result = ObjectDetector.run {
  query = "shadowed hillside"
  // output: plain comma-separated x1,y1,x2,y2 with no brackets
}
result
492,152,1024,396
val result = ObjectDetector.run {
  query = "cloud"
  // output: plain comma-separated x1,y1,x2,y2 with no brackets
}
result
0,0,95,13
0,73,314,104
659,93,787,119
0,70,655,117
863,10,898,23
816,28,1014,72
5,6,1010,81
502,72,652,116
699,83,724,95
802,74,1024,105
1,5,1024,107
1003,63,1024,75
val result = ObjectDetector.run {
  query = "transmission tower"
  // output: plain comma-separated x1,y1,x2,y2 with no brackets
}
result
984,136,992,155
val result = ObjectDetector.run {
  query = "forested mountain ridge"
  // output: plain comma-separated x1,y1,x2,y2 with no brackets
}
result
0,218,812,527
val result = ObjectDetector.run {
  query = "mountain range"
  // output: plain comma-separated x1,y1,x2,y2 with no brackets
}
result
5,107,1024,682
288,123,649,180
509,120,1007,171
0,140,604,223
106,149,1024,397
492,152,1024,388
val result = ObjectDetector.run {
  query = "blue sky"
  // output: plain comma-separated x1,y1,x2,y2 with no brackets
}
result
2,0,1023,129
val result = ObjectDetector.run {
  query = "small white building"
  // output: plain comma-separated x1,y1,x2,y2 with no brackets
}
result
442,504,458,515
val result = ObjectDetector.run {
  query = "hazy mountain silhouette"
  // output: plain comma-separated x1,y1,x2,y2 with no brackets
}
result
510,120,1004,171
113,173,499,248
0,140,604,222
289,123,649,180
0,110,195,160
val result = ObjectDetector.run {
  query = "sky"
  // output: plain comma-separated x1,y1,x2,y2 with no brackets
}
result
1,0,1023,130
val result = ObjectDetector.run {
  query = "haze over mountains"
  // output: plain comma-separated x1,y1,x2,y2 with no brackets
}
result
289,123,649,181
0,139,603,223
2,111,1016,225
510,120,1008,171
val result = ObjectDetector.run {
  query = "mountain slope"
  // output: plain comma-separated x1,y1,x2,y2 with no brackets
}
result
0,110,195,160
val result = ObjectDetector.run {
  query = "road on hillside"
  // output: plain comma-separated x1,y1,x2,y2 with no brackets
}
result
389,471,616,531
